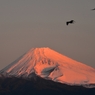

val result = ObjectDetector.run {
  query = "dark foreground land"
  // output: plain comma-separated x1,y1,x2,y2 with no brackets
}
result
0,75,95,95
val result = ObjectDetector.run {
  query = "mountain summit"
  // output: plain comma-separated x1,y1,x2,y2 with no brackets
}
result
1,47,95,87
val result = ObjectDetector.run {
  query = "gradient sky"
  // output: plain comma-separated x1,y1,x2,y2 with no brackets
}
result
0,0,95,70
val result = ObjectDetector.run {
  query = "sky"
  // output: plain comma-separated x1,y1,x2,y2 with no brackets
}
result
0,0,95,70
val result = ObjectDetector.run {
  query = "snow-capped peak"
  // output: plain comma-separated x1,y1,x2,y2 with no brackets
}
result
1,47,95,87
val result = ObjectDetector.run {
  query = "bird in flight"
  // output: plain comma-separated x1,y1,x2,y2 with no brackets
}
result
91,8,95,10
66,20,75,26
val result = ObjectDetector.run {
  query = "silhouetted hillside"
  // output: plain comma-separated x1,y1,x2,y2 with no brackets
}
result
0,75,95,95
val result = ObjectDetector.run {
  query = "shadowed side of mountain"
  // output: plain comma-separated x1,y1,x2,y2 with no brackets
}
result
0,53,26,73
0,74,95,95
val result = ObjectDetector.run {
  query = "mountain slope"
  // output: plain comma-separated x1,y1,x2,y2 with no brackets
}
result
1,47,95,87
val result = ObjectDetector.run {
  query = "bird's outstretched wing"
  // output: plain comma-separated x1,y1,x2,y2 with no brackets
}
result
66,22,69,25
91,8,95,10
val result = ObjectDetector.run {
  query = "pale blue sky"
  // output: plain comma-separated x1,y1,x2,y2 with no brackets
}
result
0,0,95,69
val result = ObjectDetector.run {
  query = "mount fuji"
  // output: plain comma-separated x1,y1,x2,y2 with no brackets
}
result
0,47,95,95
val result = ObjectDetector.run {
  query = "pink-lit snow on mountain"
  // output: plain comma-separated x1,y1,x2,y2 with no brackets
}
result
1,47,95,86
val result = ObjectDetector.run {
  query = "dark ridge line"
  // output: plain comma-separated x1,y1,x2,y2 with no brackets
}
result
0,75,95,95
